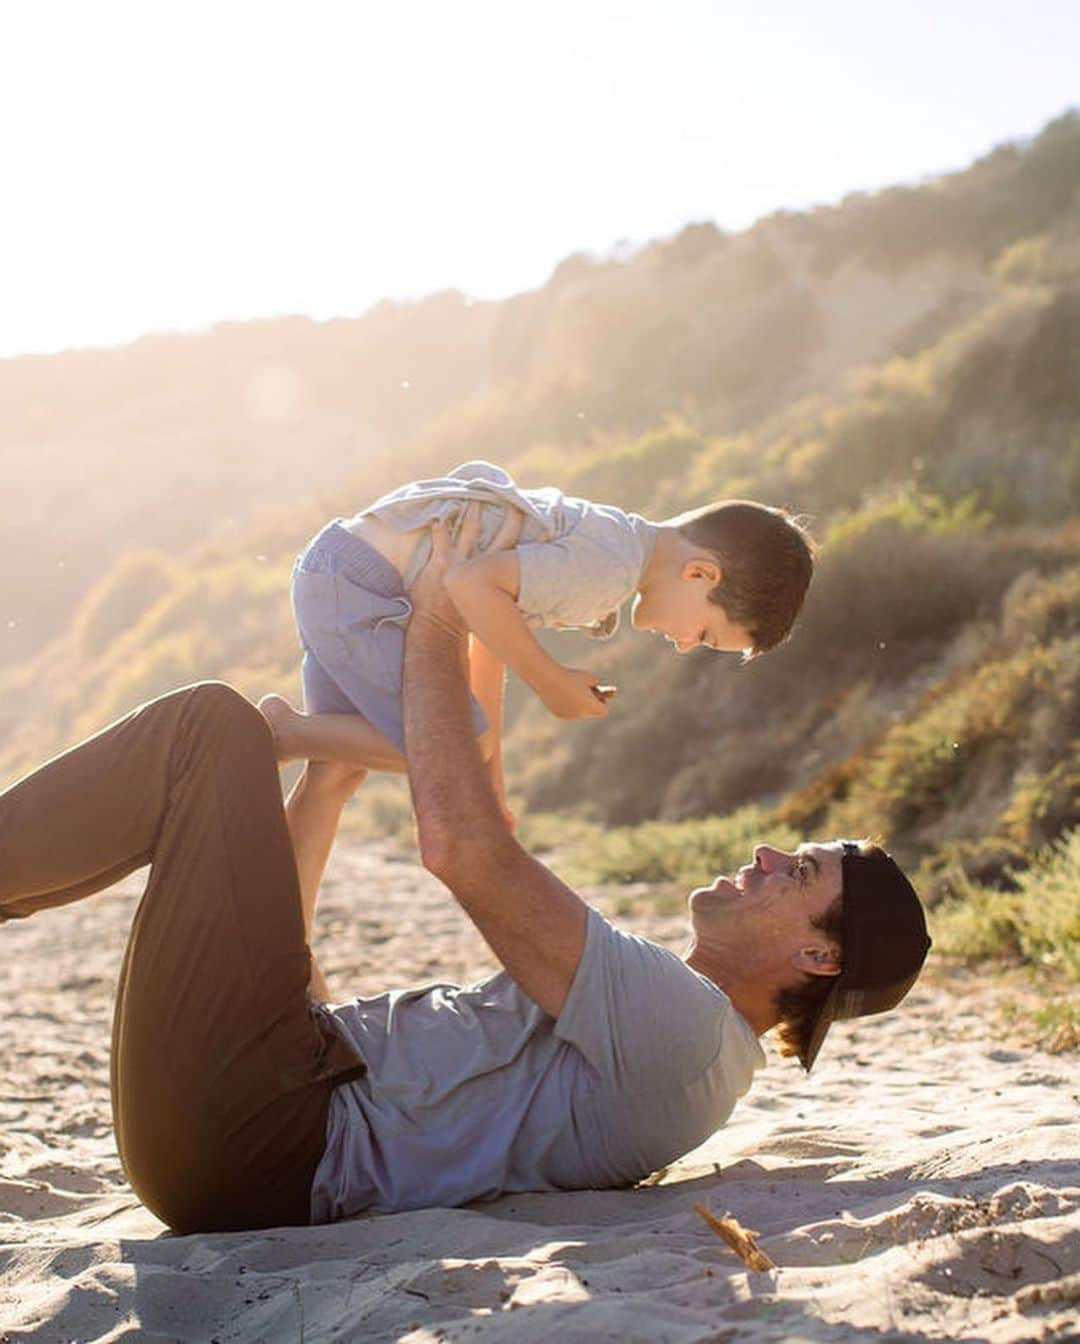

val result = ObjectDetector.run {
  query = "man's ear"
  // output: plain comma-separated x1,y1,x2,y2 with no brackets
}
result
682,558,722,586
791,944,842,978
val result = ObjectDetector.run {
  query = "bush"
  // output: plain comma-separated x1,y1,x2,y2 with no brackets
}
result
76,631,211,735
556,806,800,890
73,550,177,657
929,869,1025,960
931,827,1080,978
561,418,705,516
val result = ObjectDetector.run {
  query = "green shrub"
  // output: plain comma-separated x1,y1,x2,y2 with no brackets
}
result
516,811,603,856
73,550,177,657
1009,828,1080,976
561,418,704,516
1001,751,1080,850
558,806,799,890
930,871,1025,960
993,234,1051,285
78,631,211,734
827,634,1078,844
930,827,1080,977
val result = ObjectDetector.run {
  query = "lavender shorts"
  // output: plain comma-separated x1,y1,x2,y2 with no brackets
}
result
291,521,488,753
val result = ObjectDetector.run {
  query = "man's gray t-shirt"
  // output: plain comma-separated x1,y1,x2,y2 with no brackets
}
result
309,907,766,1220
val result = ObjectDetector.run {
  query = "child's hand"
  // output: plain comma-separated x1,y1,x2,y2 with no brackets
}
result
540,666,616,720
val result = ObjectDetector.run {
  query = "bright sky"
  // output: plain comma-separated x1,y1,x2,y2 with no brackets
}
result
2,0,1077,358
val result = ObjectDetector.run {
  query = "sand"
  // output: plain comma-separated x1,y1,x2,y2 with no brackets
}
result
2,842,1078,1343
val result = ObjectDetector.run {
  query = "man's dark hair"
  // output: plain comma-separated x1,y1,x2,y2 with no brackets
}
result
675,500,814,656
772,894,844,1069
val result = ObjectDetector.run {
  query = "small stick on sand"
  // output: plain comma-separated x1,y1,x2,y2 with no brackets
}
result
692,1202,776,1272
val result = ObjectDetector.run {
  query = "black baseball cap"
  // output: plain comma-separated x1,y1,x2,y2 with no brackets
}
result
802,840,932,1071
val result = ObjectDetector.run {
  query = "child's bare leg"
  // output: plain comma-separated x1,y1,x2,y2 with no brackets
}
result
283,759,368,1002
259,702,496,999
258,694,407,772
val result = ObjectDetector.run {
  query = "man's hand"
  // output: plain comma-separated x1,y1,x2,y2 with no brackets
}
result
435,501,524,578
539,665,617,720
409,520,470,637
417,501,524,623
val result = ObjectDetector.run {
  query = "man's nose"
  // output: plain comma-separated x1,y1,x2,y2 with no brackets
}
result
753,845,785,871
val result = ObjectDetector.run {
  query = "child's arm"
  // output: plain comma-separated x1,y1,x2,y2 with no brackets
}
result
468,636,515,831
444,550,611,721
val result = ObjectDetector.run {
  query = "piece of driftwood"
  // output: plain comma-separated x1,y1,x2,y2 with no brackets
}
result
692,1202,776,1272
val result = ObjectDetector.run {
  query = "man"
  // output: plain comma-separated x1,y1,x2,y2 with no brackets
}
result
0,519,929,1235
302,518,930,1219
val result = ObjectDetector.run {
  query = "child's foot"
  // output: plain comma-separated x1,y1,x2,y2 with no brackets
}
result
257,693,306,762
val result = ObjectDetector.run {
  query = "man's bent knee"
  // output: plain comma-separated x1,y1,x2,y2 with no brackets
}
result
180,681,253,717
178,683,272,752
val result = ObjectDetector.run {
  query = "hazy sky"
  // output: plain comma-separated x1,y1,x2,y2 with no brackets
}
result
2,0,1077,358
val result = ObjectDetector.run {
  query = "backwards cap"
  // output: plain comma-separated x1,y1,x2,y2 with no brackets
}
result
802,841,931,1071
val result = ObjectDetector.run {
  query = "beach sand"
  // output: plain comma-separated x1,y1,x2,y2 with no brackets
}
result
2,842,1077,1342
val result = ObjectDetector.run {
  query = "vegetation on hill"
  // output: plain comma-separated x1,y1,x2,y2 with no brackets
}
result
2,110,1078,1010
0,294,494,661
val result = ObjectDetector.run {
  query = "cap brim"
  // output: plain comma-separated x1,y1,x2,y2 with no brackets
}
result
802,962,928,1071
801,976,843,1072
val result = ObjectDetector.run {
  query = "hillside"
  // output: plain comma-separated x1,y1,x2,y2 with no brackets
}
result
2,111,1078,984
0,292,494,661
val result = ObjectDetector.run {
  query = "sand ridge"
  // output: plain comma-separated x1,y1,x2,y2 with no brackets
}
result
2,842,1078,1342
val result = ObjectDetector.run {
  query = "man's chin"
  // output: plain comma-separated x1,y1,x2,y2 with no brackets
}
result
688,877,740,912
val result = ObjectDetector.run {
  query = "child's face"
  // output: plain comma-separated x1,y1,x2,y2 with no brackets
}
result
632,562,752,655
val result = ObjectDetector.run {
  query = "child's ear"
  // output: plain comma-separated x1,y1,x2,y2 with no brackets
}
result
682,558,723,586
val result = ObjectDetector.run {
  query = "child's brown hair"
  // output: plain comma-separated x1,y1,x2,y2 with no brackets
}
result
675,500,814,656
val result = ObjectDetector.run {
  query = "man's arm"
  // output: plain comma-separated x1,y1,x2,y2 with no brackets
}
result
404,526,587,1018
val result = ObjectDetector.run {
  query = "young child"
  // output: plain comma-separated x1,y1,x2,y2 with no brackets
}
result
260,460,812,988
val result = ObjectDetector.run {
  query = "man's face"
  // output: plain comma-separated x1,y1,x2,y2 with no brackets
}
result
688,842,844,956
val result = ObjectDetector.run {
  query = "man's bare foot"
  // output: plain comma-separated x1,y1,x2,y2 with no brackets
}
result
257,693,306,762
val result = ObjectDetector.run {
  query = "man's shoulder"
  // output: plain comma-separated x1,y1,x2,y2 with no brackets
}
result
555,907,762,1088
582,907,727,1004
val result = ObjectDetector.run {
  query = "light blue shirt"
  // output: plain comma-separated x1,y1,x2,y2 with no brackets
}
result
309,906,766,1220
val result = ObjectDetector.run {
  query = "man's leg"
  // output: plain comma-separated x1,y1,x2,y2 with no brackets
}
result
0,683,362,1232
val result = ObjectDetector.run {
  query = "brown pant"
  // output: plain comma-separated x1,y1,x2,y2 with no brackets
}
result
0,682,364,1233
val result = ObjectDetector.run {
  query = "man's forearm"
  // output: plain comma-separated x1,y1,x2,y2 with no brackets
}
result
403,605,508,860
